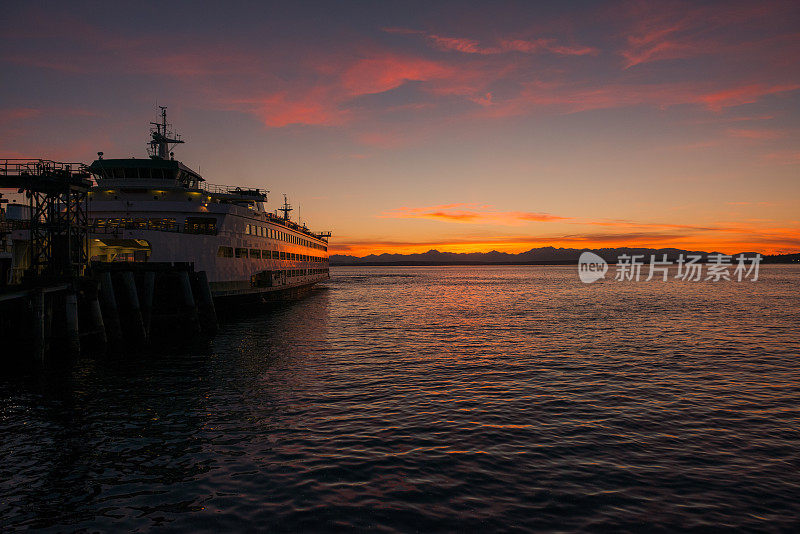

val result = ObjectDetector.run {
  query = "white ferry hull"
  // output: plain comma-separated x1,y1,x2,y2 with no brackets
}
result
81,109,332,303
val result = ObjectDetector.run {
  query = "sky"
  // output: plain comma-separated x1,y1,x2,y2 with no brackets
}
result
1,0,799,256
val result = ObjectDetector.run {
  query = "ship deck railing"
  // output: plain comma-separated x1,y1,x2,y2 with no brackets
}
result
262,212,329,242
88,221,218,235
201,182,267,198
1,158,92,191
1,158,88,177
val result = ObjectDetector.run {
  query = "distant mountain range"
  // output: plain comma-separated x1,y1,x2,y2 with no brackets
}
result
330,247,798,265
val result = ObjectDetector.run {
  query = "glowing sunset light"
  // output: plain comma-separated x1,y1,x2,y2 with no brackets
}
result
1,1,798,258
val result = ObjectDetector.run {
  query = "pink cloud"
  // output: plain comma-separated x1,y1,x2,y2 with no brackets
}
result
356,131,405,148
0,108,42,122
428,35,485,54
234,88,347,127
621,20,696,68
500,38,597,56
386,28,597,57
698,84,800,111
762,150,800,165
5,6,798,135
726,128,783,140
475,79,800,119
615,0,800,71
227,50,491,128
468,92,493,106
341,55,454,96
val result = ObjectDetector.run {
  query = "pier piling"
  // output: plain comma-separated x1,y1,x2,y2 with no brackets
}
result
119,271,147,345
64,289,80,356
177,270,201,335
1,262,220,361
98,271,123,345
31,289,46,363
140,271,155,337
85,280,107,350
194,271,218,336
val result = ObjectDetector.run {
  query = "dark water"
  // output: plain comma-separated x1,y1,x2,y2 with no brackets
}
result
2,265,799,531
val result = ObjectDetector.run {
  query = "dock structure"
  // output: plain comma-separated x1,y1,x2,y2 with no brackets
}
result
0,263,218,361
1,159,218,362
0,159,91,280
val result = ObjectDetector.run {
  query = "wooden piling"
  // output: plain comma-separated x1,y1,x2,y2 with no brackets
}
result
44,292,53,357
140,271,155,337
85,280,107,351
120,271,147,345
2,261,223,363
64,289,80,356
194,271,218,336
98,271,123,345
177,270,201,334
31,288,45,362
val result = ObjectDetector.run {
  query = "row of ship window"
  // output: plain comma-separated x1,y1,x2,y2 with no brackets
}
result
250,268,329,288
283,268,328,277
245,224,326,251
89,217,329,252
217,246,328,262
89,217,217,235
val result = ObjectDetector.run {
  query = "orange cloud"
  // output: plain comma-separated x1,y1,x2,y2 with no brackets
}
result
381,204,569,225
356,207,800,256
333,232,800,257
332,233,687,255
334,226,800,256
581,219,723,232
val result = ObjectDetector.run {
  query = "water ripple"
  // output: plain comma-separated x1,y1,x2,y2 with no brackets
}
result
1,265,799,531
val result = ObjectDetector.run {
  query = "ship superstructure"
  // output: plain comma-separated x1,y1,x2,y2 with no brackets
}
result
84,108,330,299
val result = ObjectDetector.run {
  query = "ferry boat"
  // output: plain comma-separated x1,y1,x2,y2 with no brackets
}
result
84,108,330,301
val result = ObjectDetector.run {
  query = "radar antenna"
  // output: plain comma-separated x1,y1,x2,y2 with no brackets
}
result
148,106,184,160
279,194,293,221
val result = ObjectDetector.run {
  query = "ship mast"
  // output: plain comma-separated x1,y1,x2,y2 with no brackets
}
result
148,106,184,160
279,194,293,221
